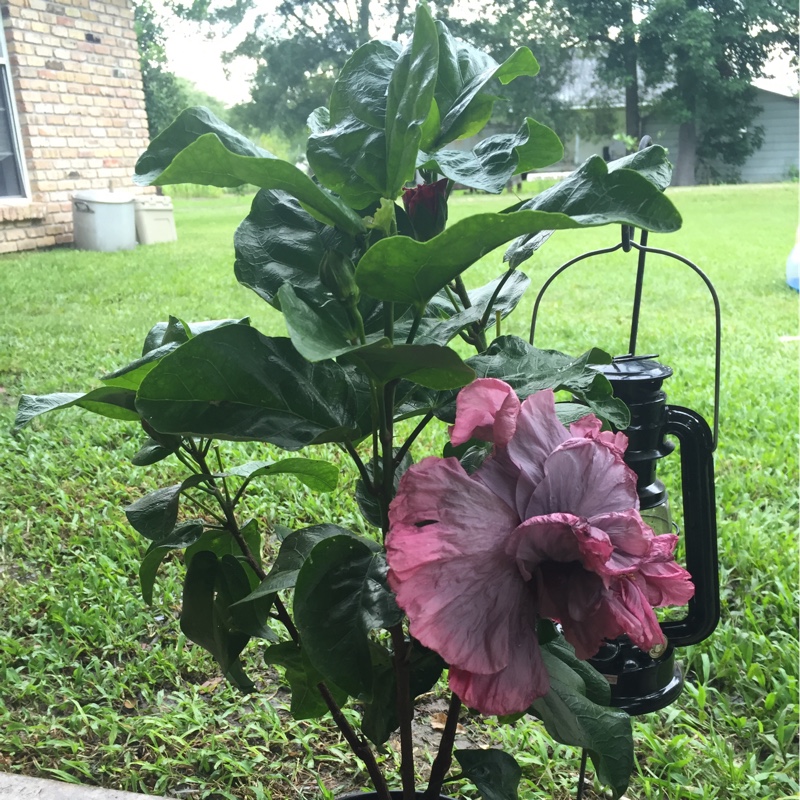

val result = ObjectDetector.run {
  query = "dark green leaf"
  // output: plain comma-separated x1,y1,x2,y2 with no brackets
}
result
185,519,262,570
134,107,364,235
234,524,350,604
124,473,208,542
543,636,610,707
264,640,348,720
355,449,413,529
139,520,204,605
454,749,521,800
180,550,253,692
531,650,633,799
277,283,383,362
433,26,539,148
130,435,181,467
607,145,674,191
14,388,139,433
101,343,181,391
504,155,683,269
141,316,249,356
384,4,438,197
419,118,562,194
136,325,372,450
218,555,277,641
234,190,336,308
224,457,340,493
466,337,630,429
339,340,475,390
356,160,681,305
294,534,402,698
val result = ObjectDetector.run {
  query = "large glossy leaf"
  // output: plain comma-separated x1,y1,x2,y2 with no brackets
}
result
139,520,205,605
384,5,438,198
233,524,350,607
277,283,384,362
184,520,262,570
218,554,277,642
466,337,630,429
14,388,139,433
543,636,610,707
419,118,562,193
224,458,340,493
141,317,250,357
124,473,209,542
432,23,539,148
136,325,371,449
134,107,363,235
454,749,521,800
294,534,402,699
307,104,388,210
356,160,681,305
607,144,673,191
180,550,254,692
504,152,681,268
130,435,181,467
531,649,633,799
339,340,476,390
264,640,349,720
234,190,336,307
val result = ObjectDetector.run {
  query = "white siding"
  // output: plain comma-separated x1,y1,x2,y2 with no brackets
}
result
739,91,799,183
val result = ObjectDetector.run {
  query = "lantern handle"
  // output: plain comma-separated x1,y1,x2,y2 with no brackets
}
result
659,405,720,646
529,236,721,451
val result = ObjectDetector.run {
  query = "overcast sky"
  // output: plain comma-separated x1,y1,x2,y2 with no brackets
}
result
162,18,798,108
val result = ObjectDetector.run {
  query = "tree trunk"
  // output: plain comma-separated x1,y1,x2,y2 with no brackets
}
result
358,0,370,45
673,120,697,186
622,1,640,147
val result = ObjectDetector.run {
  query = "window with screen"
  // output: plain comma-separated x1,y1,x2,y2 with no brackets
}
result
0,26,26,198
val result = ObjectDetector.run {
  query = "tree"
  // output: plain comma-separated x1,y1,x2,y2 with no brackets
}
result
554,0,798,183
639,0,797,184
226,0,576,139
134,0,190,138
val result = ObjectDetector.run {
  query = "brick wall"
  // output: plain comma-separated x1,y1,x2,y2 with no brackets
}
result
0,0,152,254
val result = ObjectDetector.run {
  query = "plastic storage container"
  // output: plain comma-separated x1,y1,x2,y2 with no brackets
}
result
72,190,136,252
135,195,177,245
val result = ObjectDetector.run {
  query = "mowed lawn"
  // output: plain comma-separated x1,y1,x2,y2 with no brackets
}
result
0,183,797,800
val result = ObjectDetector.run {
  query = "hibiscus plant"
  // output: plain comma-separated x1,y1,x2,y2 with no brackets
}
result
15,6,694,800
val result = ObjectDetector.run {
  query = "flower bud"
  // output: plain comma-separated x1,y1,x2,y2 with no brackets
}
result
319,249,359,304
402,178,448,242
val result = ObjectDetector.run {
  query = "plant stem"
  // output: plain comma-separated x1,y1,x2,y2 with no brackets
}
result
343,440,373,492
186,435,392,800
477,268,515,332
394,412,433,468
391,625,416,800
452,275,487,352
424,692,462,800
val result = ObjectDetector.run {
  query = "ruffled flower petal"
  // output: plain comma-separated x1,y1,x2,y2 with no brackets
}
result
508,513,613,580
449,606,549,715
387,457,521,675
449,378,520,447
524,437,639,521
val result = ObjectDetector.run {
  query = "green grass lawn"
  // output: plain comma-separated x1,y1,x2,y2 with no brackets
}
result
0,184,797,800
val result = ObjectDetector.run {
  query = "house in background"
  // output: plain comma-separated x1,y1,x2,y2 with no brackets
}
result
0,0,151,255
553,58,799,184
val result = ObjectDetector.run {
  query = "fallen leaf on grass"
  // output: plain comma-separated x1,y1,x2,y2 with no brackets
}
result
430,712,464,733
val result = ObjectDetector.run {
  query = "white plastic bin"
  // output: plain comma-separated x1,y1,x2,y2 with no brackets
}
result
135,195,177,245
72,190,136,252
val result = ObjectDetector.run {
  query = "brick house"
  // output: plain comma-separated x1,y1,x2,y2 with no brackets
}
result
0,0,151,254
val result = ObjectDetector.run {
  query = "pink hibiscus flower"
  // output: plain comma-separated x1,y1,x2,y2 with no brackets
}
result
386,379,694,716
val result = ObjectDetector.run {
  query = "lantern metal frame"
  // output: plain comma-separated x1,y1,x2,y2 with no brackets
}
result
528,164,722,721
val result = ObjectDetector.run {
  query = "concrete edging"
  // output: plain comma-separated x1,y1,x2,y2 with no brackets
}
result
0,773,171,799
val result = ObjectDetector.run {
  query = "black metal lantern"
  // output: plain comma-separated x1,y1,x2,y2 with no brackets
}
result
529,159,721,715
